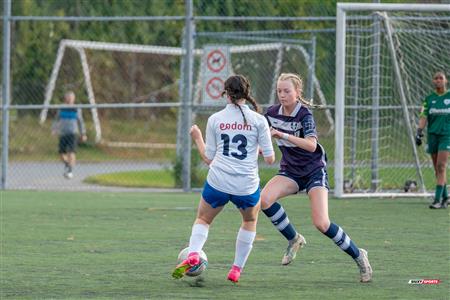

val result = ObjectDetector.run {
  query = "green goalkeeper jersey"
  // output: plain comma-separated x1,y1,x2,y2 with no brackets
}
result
419,90,450,136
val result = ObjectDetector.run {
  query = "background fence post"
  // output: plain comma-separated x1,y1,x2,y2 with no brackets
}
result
2,0,12,189
307,35,316,101
181,0,194,191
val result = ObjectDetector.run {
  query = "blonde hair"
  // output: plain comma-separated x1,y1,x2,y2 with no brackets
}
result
278,73,322,109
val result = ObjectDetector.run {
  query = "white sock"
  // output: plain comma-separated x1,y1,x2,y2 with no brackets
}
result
188,223,209,253
233,228,256,269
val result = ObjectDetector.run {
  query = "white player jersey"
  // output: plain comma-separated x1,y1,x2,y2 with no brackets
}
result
205,104,274,195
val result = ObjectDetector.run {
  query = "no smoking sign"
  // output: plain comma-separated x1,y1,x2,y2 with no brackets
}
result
206,77,224,100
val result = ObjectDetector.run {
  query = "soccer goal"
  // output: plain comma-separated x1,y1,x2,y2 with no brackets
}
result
335,3,450,198
39,39,185,145
40,39,333,149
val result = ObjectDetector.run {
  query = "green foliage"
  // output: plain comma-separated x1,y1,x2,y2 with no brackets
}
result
8,0,422,109
2,191,449,299
172,150,204,188
10,0,186,108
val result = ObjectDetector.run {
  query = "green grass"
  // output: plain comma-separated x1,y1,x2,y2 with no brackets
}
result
84,166,439,191
84,169,177,188
84,168,281,189
2,191,449,299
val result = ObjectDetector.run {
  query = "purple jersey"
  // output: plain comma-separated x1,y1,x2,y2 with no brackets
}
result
265,102,327,177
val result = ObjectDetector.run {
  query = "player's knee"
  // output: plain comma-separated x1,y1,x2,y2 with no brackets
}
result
242,215,257,224
260,193,275,210
196,215,213,226
436,162,447,174
312,218,330,233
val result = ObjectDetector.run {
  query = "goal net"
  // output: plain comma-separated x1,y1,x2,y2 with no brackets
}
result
335,3,450,198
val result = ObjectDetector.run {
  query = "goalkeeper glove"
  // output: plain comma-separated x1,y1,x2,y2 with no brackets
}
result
415,128,424,146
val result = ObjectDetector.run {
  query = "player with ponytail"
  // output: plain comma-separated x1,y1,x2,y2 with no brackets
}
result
172,74,275,283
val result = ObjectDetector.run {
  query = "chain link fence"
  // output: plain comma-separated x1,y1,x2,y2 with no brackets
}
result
3,0,427,191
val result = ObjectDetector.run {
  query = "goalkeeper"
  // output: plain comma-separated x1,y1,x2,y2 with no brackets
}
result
415,71,449,209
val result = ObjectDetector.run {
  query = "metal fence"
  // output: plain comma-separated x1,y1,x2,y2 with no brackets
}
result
0,0,359,191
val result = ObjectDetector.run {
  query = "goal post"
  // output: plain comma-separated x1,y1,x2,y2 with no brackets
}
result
335,3,450,198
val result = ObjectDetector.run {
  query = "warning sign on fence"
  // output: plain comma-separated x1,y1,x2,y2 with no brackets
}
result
202,45,230,105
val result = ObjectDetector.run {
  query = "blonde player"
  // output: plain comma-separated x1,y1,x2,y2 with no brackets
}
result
261,73,372,282
172,75,275,283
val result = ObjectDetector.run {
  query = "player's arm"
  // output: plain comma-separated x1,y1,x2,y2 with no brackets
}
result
51,110,61,135
77,108,87,142
417,99,428,130
270,113,317,152
416,100,428,146
259,118,275,164
271,128,317,152
190,124,212,165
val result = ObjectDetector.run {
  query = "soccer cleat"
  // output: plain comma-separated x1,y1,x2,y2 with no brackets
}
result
227,265,241,283
64,172,74,179
440,199,448,209
354,248,372,283
282,233,306,265
429,201,442,209
172,259,192,279
171,252,200,279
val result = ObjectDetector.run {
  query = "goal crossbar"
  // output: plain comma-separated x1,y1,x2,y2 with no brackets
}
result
337,3,450,12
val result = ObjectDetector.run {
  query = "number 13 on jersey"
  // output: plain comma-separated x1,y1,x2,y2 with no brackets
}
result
221,134,247,160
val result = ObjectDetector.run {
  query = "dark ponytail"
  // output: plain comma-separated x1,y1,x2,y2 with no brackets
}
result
222,75,259,124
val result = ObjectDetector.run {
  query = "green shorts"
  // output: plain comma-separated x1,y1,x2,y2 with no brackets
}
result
427,133,450,154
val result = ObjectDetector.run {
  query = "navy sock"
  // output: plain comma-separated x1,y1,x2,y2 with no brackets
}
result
323,222,360,259
263,202,297,241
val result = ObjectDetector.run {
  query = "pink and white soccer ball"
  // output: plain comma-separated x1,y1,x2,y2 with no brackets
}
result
177,247,208,277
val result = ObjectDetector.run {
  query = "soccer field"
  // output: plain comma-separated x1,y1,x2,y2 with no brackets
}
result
1,191,448,299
